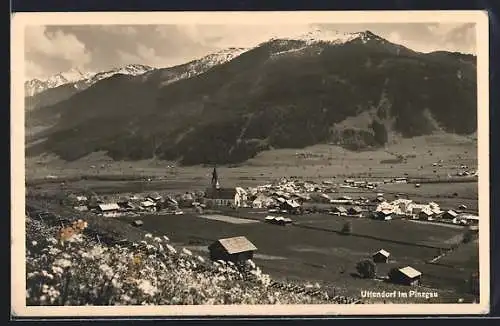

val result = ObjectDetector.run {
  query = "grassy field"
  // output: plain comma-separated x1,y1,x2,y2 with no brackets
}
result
108,208,475,300
434,239,480,270
26,134,478,181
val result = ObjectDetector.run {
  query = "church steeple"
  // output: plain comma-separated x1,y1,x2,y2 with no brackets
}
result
211,165,220,189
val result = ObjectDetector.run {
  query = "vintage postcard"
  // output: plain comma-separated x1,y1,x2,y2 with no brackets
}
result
11,10,490,317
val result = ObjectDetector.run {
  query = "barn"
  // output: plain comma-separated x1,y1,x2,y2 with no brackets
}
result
389,266,422,286
208,236,257,263
97,203,121,217
372,249,390,263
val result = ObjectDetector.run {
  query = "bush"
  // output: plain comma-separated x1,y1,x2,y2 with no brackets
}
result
25,217,329,306
341,221,352,235
356,259,377,279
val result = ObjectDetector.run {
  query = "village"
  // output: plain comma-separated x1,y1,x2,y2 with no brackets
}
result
63,167,479,228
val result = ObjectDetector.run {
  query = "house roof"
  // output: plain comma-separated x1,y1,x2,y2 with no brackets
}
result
399,266,422,278
147,193,162,200
445,210,458,217
213,236,257,254
98,203,120,211
141,201,155,207
374,249,390,257
285,199,300,208
349,206,362,212
335,206,348,212
76,196,88,201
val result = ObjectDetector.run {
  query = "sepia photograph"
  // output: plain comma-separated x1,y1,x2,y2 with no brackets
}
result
11,10,489,317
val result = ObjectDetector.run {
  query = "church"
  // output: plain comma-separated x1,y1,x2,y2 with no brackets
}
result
204,166,247,208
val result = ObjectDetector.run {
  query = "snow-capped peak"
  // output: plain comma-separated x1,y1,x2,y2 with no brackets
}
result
270,27,382,46
197,47,248,66
25,64,155,96
159,47,249,87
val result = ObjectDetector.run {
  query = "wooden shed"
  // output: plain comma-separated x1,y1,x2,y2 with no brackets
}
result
372,249,390,263
208,236,257,263
389,266,422,286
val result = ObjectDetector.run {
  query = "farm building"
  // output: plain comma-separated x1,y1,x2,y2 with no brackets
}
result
264,215,276,223
348,206,363,216
418,209,434,221
140,200,157,212
310,193,332,204
373,249,390,263
280,199,302,214
178,192,195,207
87,197,104,210
392,199,413,214
73,205,88,212
97,203,121,217
389,266,422,286
117,197,134,211
373,210,393,220
208,236,257,263
332,206,348,215
302,203,332,214
252,194,275,208
159,196,179,210
234,187,248,207
146,192,163,203
441,209,459,220
76,195,88,203
457,214,480,225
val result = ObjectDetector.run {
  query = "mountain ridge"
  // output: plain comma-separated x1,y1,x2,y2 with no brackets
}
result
25,30,477,166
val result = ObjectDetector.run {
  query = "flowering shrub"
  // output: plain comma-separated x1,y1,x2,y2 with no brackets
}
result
26,217,340,305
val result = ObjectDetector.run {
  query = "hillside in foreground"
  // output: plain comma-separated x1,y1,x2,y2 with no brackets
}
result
25,216,345,305
26,31,477,166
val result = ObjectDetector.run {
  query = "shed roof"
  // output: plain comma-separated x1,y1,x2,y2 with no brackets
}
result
374,249,390,257
399,266,422,278
212,236,257,254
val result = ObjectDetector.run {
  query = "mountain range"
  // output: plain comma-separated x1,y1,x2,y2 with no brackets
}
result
25,29,477,166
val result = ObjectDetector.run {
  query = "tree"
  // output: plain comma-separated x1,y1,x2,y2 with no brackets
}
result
341,221,352,235
462,226,476,244
356,259,377,279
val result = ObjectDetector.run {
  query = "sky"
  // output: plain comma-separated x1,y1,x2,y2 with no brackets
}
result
24,22,476,80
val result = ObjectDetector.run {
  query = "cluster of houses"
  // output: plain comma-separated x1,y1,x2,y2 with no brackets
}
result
67,192,184,217
65,168,478,228
373,199,479,225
